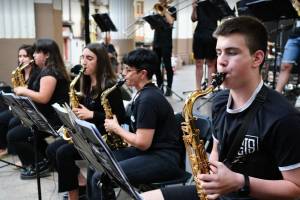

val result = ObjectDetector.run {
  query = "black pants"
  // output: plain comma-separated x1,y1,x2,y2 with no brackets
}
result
153,46,173,89
7,125,49,166
0,109,14,149
162,185,198,200
46,139,82,192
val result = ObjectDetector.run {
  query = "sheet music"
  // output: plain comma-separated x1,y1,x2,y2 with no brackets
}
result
0,92,34,128
58,112,142,200
0,91,58,136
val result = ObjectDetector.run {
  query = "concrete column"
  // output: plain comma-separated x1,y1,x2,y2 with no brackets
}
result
35,0,63,51
109,0,134,58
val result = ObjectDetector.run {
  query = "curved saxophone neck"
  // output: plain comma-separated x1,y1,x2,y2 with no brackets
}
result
101,79,126,101
19,60,34,71
182,72,225,120
70,67,85,88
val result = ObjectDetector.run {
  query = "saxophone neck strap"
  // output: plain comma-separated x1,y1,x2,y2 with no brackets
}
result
221,85,268,167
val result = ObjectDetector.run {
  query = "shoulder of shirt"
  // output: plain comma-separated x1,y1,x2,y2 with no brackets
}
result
212,89,229,111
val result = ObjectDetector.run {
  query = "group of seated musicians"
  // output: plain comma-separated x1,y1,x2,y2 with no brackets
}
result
1,15,300,200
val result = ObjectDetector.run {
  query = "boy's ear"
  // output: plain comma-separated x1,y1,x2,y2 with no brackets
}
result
252,50,265,69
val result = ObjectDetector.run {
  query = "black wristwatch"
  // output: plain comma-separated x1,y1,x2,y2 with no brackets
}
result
238,174,250,196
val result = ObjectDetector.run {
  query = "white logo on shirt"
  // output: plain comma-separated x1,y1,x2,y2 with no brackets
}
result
238,135,259,156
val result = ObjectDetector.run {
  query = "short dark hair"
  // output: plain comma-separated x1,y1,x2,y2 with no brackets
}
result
122,48,158,79
213,16,268,69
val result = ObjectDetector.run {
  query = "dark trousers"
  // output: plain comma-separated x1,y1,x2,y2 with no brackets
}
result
153,46,173,89
87,147,183,200
7,125,49,166
0,109,14,149
162,185,198,200
46,139,82,192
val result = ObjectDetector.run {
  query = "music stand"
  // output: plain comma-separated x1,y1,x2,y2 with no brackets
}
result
52,103,143,200
0,92,58,200
92,13,118,32
209,0,235,20
143,14,168,30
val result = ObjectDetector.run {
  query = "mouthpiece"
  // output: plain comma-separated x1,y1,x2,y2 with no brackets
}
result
116,79,126,88
211,72,226,88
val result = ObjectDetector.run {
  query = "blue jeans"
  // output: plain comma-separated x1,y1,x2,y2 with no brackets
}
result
87,147,183,200
282,36,300,65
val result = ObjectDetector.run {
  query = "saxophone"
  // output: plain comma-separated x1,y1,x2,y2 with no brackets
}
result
101,79,128,150
58,66,85,142
181,72,225,200
69,66,85,108
11,60,34,88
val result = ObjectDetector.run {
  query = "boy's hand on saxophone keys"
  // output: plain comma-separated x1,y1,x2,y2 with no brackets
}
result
197,160,245,199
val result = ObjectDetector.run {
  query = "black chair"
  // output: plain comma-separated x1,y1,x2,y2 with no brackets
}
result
139,112,213,191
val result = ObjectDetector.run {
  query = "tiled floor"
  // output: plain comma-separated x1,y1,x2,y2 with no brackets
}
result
0,64,214,200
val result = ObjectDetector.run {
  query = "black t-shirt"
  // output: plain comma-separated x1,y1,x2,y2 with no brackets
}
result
194,1,218,38
84,82,126,135
130,83,181,153
212,86,300,199
27,66,41,89
153,6,176,48
30,67,69,128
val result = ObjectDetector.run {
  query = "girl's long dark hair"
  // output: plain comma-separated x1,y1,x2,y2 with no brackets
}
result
82,43,116,98
33,38,70,81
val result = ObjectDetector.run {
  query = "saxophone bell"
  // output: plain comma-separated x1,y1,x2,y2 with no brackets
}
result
57,126,73,143
101,79,128,150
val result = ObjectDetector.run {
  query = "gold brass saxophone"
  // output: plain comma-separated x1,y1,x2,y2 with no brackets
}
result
58,66,85,142
101,79,128,150
11,60,34,88
69,66,85,108
181,72,225,200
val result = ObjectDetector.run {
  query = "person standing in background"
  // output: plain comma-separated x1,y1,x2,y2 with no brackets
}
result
152,0,176,96
191,0,217,89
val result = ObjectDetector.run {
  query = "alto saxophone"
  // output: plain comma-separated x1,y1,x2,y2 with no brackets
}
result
101,79,128,150
11,60,34,88
58,66,85,142
181,72,225,200
69,66,85,108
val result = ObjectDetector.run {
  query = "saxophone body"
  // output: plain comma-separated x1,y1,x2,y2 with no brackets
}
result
11,60,34,88
69,66,85,109
101,79,128,150
181,73,225,200
58,66,85,143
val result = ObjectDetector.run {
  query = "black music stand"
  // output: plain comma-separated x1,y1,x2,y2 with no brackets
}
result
52,103,143,200
92,13,118,32
208,0,235,19
143,14,168,30
238,0,298,88
1,92,58,200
